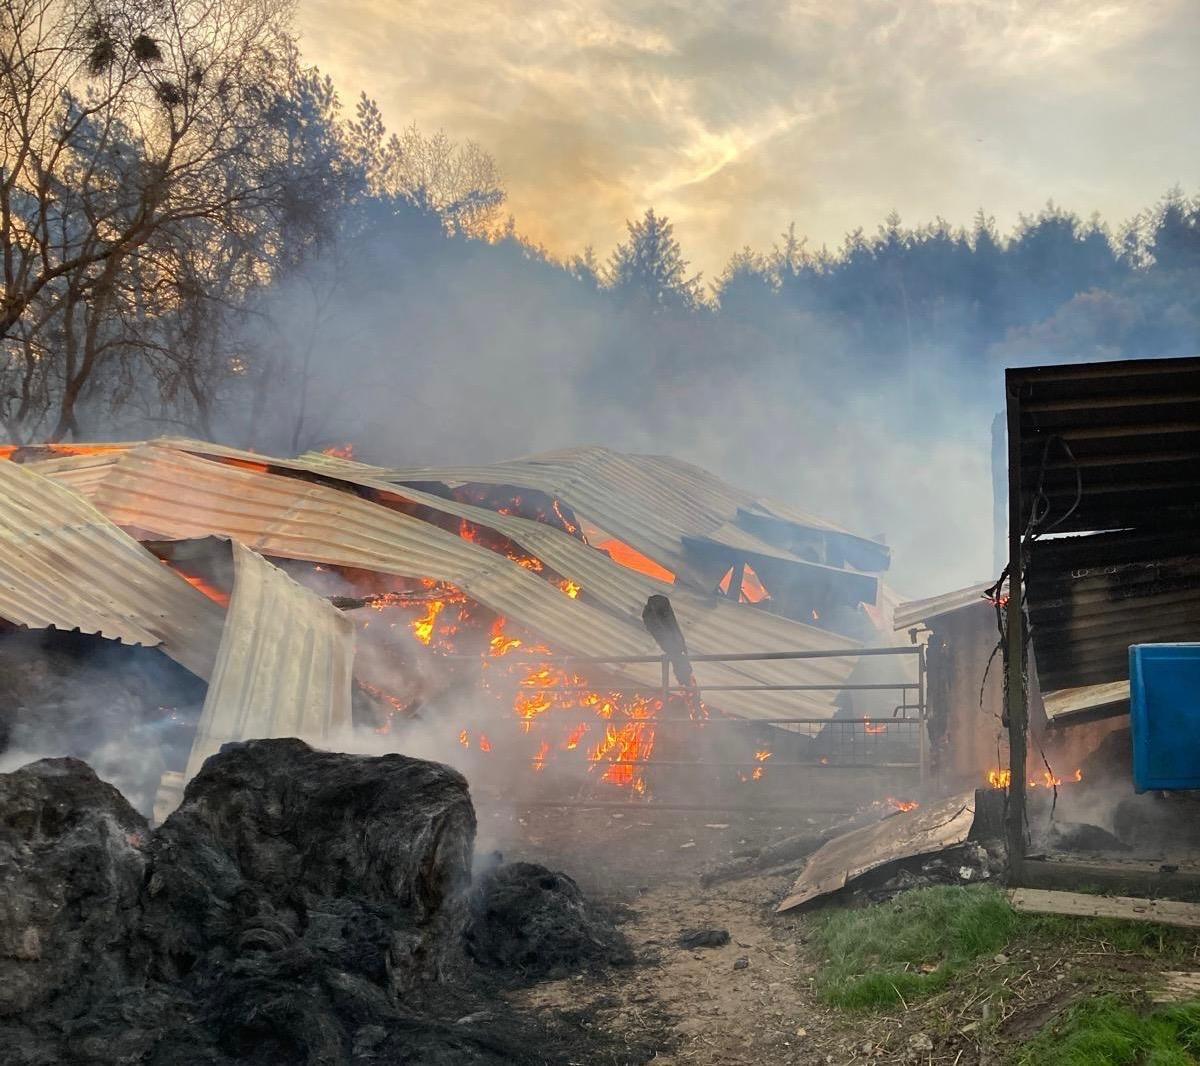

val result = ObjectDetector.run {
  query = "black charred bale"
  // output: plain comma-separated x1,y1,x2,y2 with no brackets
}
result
465,861,632,981
0,739,491,1066
142,737,476,989
0,758,149,1023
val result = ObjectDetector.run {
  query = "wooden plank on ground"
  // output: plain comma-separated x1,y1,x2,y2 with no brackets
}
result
1008,888,1200,929
1152,972,1200,1004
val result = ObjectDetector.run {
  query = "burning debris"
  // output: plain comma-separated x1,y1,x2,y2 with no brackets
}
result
0,438,900,812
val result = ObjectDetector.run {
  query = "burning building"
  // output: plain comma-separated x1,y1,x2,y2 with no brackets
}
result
0,439,912,821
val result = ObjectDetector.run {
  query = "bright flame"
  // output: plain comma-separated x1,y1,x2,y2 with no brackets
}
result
987,767,1083,789
412,600,445,645
458,729,469,748
888,797,920,812
754,750,772,762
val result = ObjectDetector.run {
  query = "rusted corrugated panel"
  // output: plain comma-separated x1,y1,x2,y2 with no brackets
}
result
184,543,355,781
893,581,999,631
776,793,976,912
81,445,855,719
0,459,224,679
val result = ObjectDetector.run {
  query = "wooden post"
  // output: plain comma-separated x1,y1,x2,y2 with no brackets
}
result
726,559,746,602
1005,374,1028,871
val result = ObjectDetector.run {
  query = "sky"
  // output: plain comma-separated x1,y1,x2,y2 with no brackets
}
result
296,0,1200,279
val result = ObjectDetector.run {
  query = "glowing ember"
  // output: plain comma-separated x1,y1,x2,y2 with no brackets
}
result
863,717,888,735
888,797,919,812
479,734,492,753
754,750,772,762
582,520,675,583
166,565,230,607
458,729,469,748
322,443,355,459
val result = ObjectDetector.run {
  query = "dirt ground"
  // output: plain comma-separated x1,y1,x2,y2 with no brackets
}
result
478,801,1200,1066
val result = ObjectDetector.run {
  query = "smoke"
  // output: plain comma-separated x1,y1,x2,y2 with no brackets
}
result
0,631,206,816
220,216,1000,600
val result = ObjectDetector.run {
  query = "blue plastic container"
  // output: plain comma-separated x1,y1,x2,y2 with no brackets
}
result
1129,643,1200,792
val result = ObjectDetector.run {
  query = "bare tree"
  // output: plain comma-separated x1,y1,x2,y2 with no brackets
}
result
0,0,294,440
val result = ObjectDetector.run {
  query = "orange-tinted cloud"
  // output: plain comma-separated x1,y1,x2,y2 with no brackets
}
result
298,0,1200,277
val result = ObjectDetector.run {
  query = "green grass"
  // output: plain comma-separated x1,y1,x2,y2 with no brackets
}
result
1016,996,1200,1066
808,885,1200,1012
810,885,1019,1009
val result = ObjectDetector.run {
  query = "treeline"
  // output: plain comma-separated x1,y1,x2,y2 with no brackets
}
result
2,0,1199,450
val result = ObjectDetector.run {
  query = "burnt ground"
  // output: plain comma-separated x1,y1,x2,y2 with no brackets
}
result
476,801,1200,1065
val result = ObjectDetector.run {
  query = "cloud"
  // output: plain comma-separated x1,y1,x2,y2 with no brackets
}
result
297,0,1198,274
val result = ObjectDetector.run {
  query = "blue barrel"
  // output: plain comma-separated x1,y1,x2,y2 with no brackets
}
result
1130,643,1200,792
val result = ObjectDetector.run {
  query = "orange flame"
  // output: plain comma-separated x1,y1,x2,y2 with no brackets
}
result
458,729,469,748
863,717,888,735
888,797,919,812
987,767,1083,789
167,565,230,607
754,750,772,762
322,443,355,459
479,734,492,753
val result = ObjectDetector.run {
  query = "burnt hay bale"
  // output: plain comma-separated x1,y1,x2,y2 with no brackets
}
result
465,861,632,980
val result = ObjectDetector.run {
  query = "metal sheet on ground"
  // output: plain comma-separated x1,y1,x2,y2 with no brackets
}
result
775,792,976,912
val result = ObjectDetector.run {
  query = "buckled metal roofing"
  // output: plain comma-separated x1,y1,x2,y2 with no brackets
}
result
56,443,859,720
185,543,354,780
0,458,225,679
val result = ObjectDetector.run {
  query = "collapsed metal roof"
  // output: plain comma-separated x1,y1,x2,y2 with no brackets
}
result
20,439,886,721
0,458,225,679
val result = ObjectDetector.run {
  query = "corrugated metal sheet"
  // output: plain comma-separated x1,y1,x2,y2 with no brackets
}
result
74,444,858,719
351,445,889,591
184,543,354,781
0,459,224,679
1026,528,1200,692
893,581,999,631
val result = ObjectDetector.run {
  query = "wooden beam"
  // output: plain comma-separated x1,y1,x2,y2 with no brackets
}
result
1005,373,1028,863
1009,887,1200,929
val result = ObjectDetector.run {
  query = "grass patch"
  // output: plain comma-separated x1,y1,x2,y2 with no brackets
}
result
810,885,1018,1009
1016,996,1200,1066
808,885,1200,1012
